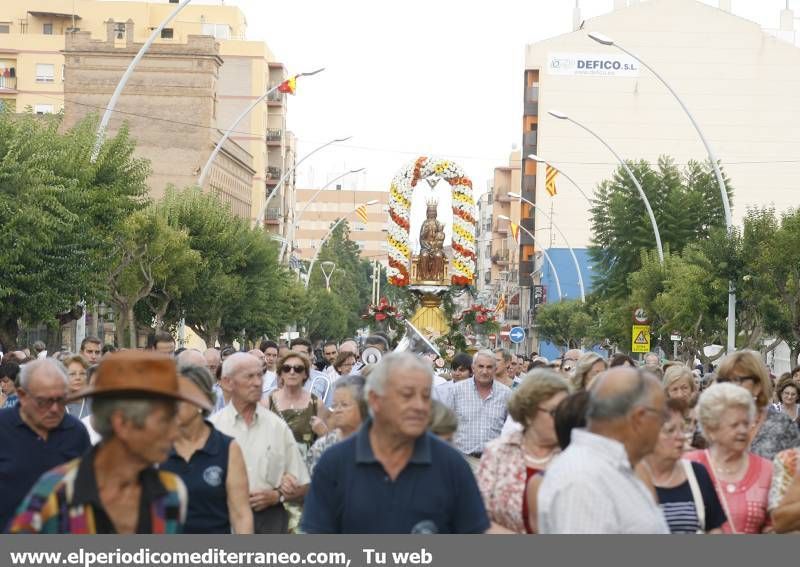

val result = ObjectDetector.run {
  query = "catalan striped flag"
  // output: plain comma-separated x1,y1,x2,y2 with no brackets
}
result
545,165,558,197
509,222,520,243
356,205,369,224
277,76,296,95
495,294,506,314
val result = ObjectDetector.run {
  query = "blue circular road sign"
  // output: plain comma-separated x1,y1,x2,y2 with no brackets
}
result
509,326,526,344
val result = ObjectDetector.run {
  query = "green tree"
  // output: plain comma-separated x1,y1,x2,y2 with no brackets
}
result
302,221,373,341
108,204,199,347
534,300,593,351
0,112,148,348
590,156,731,299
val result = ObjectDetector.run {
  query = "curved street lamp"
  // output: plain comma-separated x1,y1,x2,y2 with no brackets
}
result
527,153,593,204
507,190,585,302
198,68,326,188
547,109,664,264
588,30,736,351
280,167,366,261
305,199,380,289
497,214,563,301
258,136,352,227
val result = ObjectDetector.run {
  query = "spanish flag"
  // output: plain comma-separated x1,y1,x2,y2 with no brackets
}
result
545,165,558,197
356,205,369,224
509,222,520,243
495,294,506,314
278,76,296,95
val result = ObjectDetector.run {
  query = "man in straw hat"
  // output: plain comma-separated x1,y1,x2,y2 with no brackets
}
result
7,351,211,534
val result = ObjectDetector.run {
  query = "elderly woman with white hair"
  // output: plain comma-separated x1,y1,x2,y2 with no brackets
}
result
685,383,773,533
572,352,607,391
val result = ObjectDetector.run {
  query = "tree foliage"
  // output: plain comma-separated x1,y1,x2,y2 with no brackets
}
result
0,111,148,348
534,300,593,351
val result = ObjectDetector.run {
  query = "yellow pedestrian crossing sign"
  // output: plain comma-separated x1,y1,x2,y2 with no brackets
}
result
631,325,651,353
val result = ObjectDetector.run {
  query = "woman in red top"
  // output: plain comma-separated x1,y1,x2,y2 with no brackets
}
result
686,382,772,533
477,369,569,533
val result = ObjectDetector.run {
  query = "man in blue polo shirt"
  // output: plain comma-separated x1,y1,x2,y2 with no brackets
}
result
301,352,489,534
0,359,90,530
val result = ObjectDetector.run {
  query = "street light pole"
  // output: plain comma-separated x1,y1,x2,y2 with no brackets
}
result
257,136,352,226
497,214,563,301
281,167,365,261
509,189,585,302
548,109,664,264
305,200,380,289
588,31,736,352
198,68,326,188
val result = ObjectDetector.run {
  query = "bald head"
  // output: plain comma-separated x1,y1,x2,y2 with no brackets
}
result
587,366,661,422
177,348,206,369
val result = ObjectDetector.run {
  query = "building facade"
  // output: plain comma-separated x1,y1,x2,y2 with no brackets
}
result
0,0,293,225
523,0,800,357
292,188,390,264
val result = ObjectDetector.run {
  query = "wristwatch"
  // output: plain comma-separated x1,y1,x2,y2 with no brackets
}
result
277,489,285,504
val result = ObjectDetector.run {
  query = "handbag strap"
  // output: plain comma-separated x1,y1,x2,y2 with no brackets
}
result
682,459,705,532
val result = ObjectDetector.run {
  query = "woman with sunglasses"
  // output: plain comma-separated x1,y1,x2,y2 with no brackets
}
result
477,369,569,533
268,352,330,455
714,350,800,461
636,398,726,533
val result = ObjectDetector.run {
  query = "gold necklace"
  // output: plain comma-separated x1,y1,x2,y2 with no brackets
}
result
642,460,680,487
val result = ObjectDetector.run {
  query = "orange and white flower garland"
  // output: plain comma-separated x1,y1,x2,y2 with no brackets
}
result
387,156,477,287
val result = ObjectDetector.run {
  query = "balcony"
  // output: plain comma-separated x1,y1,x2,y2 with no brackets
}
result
494,221,509,235
0,75,16,91
264,208,281,224
492,250,510,265
266,128,282,144
494,187,512,203
266,90,283,104
266,166,282,182
505,306,521,321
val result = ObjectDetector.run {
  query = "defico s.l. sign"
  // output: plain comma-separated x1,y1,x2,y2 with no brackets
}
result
547,52,639,77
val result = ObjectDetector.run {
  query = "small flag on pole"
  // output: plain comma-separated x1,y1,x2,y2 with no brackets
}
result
277,76,297,95
545,165,558,197
495,294,506,314
356,205,369,224
509,222,520,243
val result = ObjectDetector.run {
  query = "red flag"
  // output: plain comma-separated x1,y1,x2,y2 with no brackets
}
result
277,76,296,95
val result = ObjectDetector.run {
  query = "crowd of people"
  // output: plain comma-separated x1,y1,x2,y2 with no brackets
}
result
2,331,800,534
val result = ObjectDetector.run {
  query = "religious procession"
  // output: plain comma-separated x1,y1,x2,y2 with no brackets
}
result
2,0,800,546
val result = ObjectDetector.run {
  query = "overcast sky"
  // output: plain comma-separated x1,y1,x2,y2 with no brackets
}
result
225,0,794,195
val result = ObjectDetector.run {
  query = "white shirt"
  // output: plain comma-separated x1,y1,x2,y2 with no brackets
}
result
210,403,310,492
81,414,101,446
537,429,669,534
500,414,523,438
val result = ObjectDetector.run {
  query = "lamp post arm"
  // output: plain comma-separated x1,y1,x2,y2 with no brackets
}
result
567,117,664,264
613,43,732,229
198,82,281,187
515,223,563,301
259,136,352,225
92,0,194,162
516,194,585,302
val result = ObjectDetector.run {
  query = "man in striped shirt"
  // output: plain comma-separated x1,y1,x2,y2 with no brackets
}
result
446,349,511,460
537,366,670,534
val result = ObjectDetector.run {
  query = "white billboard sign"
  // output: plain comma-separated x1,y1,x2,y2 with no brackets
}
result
547,52,640,77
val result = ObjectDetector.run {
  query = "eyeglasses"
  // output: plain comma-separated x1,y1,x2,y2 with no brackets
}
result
26,393,68,409
332,401,355,411
281,364,306,374
538,406,558,418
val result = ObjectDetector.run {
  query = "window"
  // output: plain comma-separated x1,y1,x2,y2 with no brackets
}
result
0,23,10,34
42,23,53,35
160,28,174,39
35,63,54,82
34,104,54,114
201,23,231,40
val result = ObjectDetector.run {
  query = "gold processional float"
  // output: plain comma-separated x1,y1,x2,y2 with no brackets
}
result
379,156,485,358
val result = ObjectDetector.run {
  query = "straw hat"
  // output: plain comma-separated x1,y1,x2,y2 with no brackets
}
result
67,350,212,412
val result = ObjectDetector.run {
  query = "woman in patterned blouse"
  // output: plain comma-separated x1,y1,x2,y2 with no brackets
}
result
477,369,569,533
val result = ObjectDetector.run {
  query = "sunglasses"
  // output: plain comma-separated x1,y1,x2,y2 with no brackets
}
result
281,364,306,374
